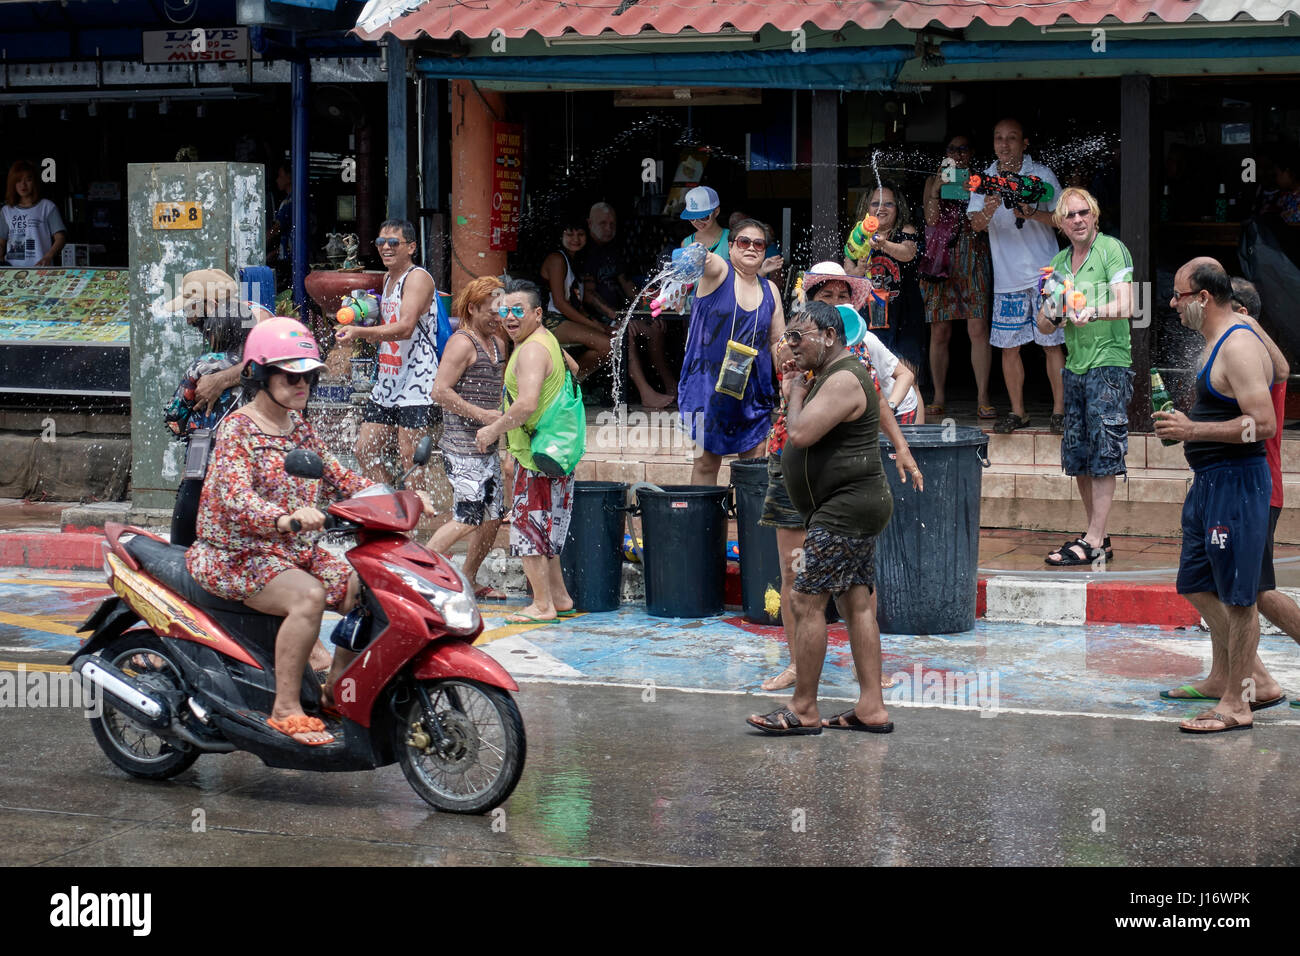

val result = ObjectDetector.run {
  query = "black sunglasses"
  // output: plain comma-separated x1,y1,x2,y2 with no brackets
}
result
274,368,319,386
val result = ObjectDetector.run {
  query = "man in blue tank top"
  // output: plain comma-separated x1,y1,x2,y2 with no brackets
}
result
1154,258,1276,734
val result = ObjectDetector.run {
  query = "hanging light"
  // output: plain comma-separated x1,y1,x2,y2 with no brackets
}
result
127,104,136,120
87,101,98,117
17,103,27,119
159,98,170,115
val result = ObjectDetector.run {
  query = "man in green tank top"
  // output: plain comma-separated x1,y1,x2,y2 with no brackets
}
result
475,279,582,624
747,301,924,737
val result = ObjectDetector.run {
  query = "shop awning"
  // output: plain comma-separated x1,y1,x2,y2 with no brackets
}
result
413,45,913,90
356,0,1300,42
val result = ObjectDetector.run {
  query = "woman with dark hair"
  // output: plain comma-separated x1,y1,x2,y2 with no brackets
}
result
2,160,67,266
845,181,926,378
678,218,785,484
920,135,994,419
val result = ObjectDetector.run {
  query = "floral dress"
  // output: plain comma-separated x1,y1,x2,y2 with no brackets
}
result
186,411,372,608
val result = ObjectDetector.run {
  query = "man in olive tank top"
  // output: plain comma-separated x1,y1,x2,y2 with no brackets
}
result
746,301,924,737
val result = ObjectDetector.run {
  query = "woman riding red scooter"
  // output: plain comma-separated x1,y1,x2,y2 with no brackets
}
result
186,317,427,746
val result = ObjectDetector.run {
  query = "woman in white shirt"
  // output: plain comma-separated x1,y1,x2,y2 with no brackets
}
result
2,160,67,267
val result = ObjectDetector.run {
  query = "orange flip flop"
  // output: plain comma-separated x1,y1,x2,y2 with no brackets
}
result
267,714,335,746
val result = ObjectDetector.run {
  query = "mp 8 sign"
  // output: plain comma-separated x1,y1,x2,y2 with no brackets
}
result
142,28,251,64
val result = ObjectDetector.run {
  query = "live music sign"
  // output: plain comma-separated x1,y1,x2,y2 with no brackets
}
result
142,28,251,64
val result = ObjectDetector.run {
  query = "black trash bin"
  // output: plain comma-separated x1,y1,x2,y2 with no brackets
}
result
875,424,989,634
634,484,730,618
730,459,781,625
560,481,628,612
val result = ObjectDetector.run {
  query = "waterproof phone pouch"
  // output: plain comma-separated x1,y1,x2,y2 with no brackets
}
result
183,428,213,480
867,293,891,331
715,339,759,399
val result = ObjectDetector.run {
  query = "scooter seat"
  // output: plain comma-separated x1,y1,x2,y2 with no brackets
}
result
123,536,262,616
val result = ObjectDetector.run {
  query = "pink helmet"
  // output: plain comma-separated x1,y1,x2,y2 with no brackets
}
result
242,316,324,374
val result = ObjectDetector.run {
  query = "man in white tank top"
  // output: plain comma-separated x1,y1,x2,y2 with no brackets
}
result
336,219,439,484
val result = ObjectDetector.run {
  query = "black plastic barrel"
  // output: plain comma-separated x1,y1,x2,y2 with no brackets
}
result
730,459,782,625
560,481,628,612
875,424,989,634
635,484,729,618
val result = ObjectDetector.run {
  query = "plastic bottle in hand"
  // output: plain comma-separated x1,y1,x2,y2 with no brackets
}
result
1151,368,1179,446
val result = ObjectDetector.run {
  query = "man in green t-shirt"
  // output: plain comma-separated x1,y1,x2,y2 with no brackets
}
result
1035,187,1135,567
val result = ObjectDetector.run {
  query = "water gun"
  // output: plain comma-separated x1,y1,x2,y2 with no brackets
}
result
648,243,707,317
336,290,381,326
844,215,879,261
1036,267,1086,324
966,171,1055,229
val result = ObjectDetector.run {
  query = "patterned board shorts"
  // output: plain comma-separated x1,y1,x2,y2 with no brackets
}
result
793,524,877,596
989,288,1064,349
510,465,575,557
443,451,506,526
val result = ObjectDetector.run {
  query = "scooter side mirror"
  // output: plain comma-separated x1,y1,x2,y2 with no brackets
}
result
413,435,433,467
284,448,324,480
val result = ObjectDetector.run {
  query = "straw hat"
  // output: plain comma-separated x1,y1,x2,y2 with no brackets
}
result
801,261,871,312
160,268,240,317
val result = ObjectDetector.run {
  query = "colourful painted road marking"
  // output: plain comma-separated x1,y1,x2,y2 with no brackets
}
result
3,572,1298,722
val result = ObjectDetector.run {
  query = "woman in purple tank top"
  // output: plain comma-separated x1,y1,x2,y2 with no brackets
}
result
678,219,787,485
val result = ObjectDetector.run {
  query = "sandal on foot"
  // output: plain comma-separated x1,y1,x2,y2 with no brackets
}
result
504,612,560,624
822,709,894,733
317,684,342,719
993,413,1031,434
760,666,797,692
1179,710,1251,734
1251,694,1287,711
475,586,508,601
977,404,997,420
925,403,945,417
1045,538,1100,567
746,707,822,736
556,609,580,618
1160,684,1217,702
267,714,335,746
1049,412,1066,435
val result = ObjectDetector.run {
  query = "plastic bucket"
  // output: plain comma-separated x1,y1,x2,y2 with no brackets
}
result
560,481,628,612
634,484,730,618
876,424,989,634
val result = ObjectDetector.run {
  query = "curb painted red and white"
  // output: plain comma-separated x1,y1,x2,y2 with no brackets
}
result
1,530,1208,628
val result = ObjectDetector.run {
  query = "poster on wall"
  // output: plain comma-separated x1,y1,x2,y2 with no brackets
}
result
0,268,130,345
490,122,523,252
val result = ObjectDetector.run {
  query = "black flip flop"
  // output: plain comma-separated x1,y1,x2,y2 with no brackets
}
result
822,709,894,734
746,707,822,736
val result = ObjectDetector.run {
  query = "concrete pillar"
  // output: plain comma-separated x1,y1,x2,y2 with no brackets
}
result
450,79,507,294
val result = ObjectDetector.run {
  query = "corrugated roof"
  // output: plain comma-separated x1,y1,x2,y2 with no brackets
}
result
355,0,1300,42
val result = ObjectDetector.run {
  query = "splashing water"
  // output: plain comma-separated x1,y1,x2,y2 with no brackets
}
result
605,243,707,408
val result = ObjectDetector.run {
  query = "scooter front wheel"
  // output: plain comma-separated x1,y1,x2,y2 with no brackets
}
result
394,679,525,814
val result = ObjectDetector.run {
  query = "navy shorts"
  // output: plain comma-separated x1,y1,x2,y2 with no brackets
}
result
362,401,438,430
1176,457,1271,606
1060,366,1134,476
1259,505,1281,593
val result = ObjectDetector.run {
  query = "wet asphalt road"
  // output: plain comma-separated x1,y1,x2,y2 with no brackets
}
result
4,674,1300,867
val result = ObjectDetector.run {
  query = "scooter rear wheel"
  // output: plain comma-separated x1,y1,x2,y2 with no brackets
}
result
394,679,525,814
87,632,199,780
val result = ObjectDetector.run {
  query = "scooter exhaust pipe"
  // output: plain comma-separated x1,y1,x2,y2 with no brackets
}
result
74,658,171,730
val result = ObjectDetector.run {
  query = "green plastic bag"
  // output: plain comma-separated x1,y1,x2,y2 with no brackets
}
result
527,370,586,477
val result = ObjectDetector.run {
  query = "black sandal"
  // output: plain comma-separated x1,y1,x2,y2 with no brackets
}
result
746,707,822,736
1045,538,1100,567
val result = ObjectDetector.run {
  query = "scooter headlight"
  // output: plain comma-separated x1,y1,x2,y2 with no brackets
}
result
382,562,480,635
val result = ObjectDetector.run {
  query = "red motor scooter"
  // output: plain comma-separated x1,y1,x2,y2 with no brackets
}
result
70,439,525,814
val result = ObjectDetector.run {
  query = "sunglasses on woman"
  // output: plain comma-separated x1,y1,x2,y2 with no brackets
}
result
274,368,319,386
498,304,528,318
732,235,767,251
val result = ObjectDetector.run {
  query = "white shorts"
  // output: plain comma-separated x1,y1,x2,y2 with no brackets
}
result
989,288,1065,349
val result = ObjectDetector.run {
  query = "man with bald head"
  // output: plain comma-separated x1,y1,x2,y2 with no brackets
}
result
1154,257,1277,734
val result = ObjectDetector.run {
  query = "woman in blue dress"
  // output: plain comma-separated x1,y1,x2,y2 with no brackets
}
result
678,218,786,485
